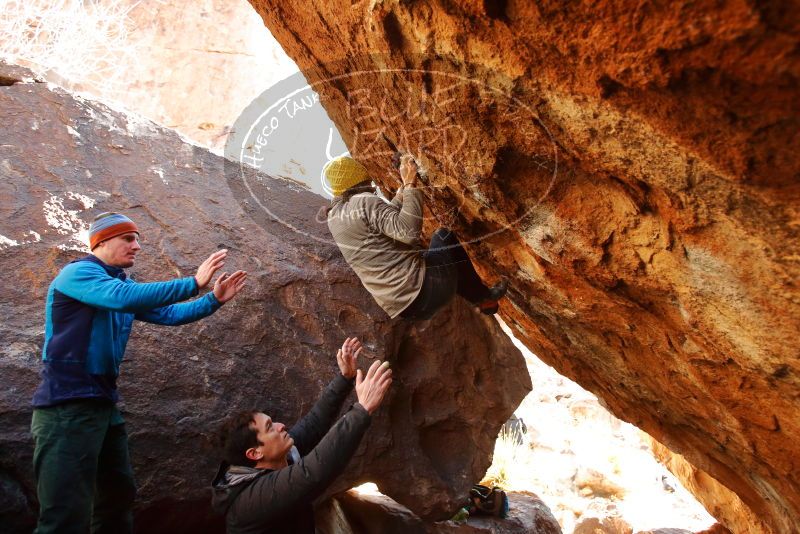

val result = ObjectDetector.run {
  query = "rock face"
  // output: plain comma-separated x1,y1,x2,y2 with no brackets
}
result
317,491,429,534
20,0,298,150
246,2,800,532
483,332,716,533
445,491,563,534
0,62,530,532
573,514,632,534
648,438,770,534
316,489,562,534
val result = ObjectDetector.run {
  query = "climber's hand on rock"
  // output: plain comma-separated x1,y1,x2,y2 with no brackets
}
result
195,249,227,288
399,154,418,187
337,337,362,379
355,360,392,414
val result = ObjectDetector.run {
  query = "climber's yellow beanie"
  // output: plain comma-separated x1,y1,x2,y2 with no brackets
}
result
323,156,370,196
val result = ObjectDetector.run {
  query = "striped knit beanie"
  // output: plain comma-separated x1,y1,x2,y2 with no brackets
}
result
89,213,139,250
323,156,370,196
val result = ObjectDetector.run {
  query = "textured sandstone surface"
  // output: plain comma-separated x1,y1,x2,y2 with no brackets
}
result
649,438,770,534
443,490,563,534
0,62,530,532
485,329,716,533
246,2,800,532
316,489,563,534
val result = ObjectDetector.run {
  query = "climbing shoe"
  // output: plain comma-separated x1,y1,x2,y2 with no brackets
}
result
478,280,508,315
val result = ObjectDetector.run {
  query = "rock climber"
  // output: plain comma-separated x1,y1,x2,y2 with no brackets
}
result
211,337,392,533
323,153,507,321
30,212,247,534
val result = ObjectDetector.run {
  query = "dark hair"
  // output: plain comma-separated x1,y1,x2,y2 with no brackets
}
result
217,411,261,467
318,180,375,219
340,180,376,201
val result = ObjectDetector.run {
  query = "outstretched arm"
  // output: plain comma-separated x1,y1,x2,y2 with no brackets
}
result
389,185,405,208
56,261,199,313
230,360,391,526
374,154,423,244
135,270,246,325
290,338,363,454
230,404,370,525
56,250,234,313
135,293,220,325
368,189,424,245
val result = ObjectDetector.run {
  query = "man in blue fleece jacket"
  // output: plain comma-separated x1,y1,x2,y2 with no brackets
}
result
31,212,247,534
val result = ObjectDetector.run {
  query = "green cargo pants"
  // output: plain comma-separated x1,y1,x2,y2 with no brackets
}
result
31,399,136,534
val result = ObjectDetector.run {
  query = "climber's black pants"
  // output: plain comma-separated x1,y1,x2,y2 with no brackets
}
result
400,228,491,320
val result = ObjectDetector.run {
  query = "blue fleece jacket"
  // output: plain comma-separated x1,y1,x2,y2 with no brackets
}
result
32,255,221,407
